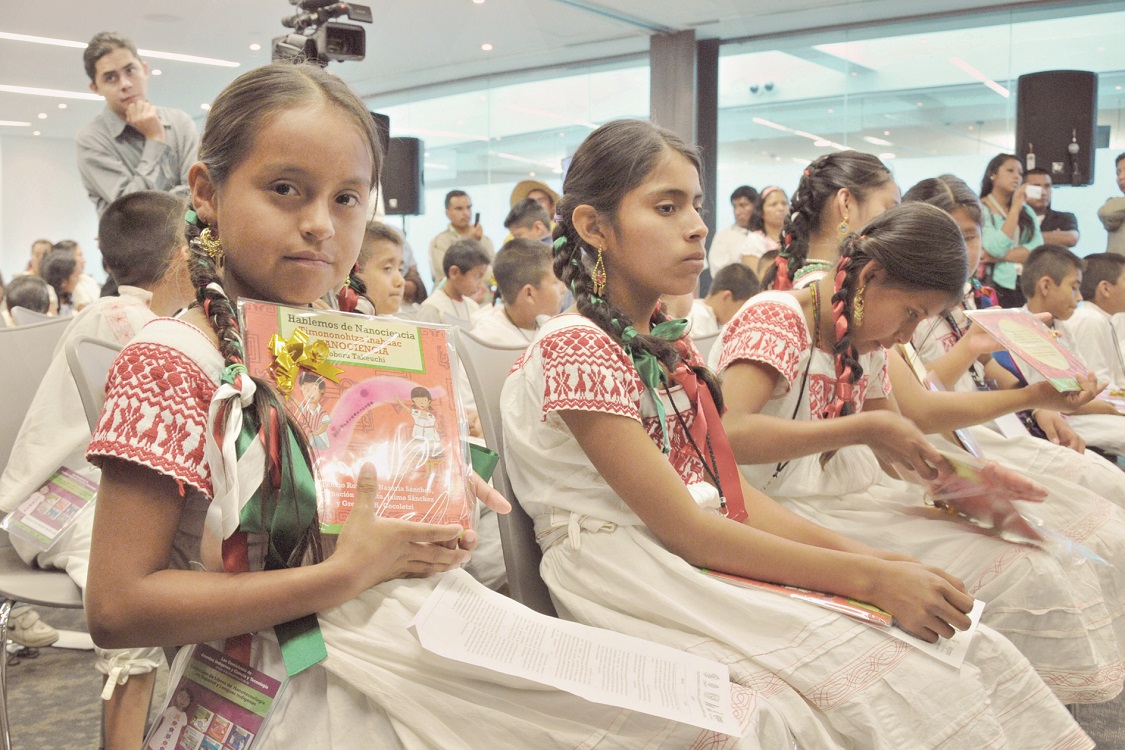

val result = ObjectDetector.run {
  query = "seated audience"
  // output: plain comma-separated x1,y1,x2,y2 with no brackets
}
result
415,238,489,324
39,249,80,316
473,238,563,343
1061,252,1125,391
52,240,101,310
687,262,759,338
0,190,194,749
22,239,53,276
353,220,407,316
2,275,54,325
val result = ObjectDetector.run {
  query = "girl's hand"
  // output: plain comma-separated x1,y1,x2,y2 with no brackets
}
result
961,320,1004,357
333,463,471,591
451,471,513,552
860,410,952,480
868,560,973,643
1011,183,1028,212
1032,409,1084,452
1027,372,1103,412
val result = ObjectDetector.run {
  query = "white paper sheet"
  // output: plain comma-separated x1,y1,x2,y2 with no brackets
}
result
882,599,985,670
409,571,745,736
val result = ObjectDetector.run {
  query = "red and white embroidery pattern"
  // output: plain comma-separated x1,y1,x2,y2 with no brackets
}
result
87,342,215,497
717,299,810,385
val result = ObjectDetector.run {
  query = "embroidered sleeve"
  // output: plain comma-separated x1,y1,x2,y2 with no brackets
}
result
537,325,642,422
716,299,810,388
87,342,214,498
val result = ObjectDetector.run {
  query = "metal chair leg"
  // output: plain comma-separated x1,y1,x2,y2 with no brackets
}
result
0,599,14,750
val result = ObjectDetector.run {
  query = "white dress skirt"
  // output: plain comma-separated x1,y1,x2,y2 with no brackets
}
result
501,313,1090,749
716,292,1125,705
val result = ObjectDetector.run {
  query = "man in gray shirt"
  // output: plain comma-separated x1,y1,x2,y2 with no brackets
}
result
76,32,199,217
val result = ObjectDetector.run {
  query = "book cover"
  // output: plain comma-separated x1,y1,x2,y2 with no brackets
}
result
963,309,1087,392
699,569,893,627
239,300,475,533
1,467,97,550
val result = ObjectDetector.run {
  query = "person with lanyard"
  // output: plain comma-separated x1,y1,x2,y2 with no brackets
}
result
501,119,1090,748
978,153,1044,308
762,151,899,291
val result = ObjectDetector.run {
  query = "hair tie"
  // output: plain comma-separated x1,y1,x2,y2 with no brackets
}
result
185,209,202,227
552,236,567,251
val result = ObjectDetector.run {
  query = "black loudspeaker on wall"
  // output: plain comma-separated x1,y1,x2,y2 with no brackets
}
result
383,137,425,216
1016,70,1098,187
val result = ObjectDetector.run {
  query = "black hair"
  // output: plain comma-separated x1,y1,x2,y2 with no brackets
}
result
443,238,490,276
1116,153,1125,168
410,386,431,400
551,119,724,410
1080,253,1125,302
901,174,983,227
83,31,140,82
746,186,787,235
765,151,892,290
40,248,77,307
1025,167,1051,180
708,263,759,302
824,203,967,419
3,275,50,314
1019,244,1082,299
980,153,1035,244
444,190,468,209
504,198,551,231
494,238,553,304
98,191,186,288
730,185,758,204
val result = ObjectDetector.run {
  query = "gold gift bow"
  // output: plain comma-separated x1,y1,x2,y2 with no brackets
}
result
268,328,344,396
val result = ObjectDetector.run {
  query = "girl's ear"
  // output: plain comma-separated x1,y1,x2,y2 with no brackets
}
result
831,188,853,224
188,162,218,228
858,259,884,287
571,204,609,250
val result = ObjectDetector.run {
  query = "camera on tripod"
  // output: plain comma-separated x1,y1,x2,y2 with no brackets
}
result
273,0,373,65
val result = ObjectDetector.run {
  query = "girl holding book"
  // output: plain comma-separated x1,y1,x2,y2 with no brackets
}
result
501,118,1088,747
83,64,792,749
714,199,1125,705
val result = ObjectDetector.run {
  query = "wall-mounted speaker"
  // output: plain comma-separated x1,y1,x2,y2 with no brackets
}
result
383,137,424,216
1016,70,1098,186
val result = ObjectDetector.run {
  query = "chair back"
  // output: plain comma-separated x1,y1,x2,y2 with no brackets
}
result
441,312,473,331
9,307,53,326
65,336,124,432
454,328,557,616
0,317,72,472
690,330,720,364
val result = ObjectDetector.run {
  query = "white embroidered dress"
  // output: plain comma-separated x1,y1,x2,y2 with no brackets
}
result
502,313,1089,749
87,317,787,750
716,291,1125,704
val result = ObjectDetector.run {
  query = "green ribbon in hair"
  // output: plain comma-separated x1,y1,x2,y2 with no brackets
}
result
619,317,689,454
226,363,327,677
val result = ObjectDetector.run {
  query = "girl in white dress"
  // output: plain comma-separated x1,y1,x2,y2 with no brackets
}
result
715,200,1125,705
83,64,790,749
502,118,1089,748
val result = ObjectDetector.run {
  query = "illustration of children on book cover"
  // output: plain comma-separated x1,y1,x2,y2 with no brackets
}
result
239,300,474,534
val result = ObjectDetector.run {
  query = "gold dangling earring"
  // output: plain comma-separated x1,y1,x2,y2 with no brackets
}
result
837,213,849,236
592,247,607,296
852,285,866,326
198,227,224,266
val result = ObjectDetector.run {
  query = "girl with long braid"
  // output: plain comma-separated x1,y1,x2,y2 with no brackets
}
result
82,65,793,749
717,199,1125,706
502,119,1090,748
763,151,898,290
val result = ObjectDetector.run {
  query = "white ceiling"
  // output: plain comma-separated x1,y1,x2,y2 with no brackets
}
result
0,0,1067,142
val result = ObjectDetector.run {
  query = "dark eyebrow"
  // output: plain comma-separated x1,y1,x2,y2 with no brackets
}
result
648,187,704,202
264,163,370,189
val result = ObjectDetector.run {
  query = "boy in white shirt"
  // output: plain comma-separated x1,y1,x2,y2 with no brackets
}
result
473,238,563,345
415,238,490,325
1062,252,1125,390
687,262,760,338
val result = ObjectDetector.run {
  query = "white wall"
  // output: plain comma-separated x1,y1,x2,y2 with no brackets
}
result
0,133,101,283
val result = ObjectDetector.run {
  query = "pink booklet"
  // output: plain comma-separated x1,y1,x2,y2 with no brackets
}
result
964,308,1087,391
699,569,893,627
239,300,475,534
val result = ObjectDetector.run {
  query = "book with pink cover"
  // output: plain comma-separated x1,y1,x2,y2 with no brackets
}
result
963,308,1087,391
239,300,475,534
699,569,893,627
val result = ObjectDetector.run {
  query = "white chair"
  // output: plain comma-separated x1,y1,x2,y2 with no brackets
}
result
453,328,557,617
441,312,473,331
65,336,123,432
690,330,720,364
0,317,72,473
8,308,53,327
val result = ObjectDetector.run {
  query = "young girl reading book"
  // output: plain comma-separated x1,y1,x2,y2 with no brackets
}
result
715,200,1125,705
501,118,1089,747
83,64,792,749
903,174,1125,502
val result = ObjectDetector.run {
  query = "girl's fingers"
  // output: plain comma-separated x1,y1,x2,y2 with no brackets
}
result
469,472,511,514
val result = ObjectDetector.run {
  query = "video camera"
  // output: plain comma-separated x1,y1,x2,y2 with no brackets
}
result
273,0,372,66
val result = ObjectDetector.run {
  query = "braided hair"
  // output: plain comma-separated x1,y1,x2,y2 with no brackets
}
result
552,119,724,409
979,153,1035,244
764,151,892,290
823,202,968,419
187,63,382,566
